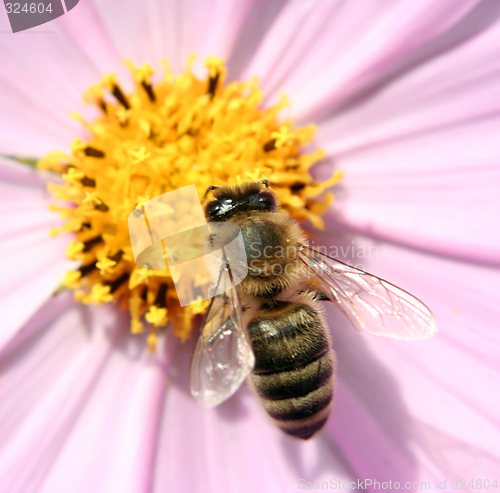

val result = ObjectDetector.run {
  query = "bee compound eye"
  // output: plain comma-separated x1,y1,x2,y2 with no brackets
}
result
258,191,276,210
205,200,221,217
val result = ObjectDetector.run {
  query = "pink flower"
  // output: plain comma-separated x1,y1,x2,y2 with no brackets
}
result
1,1,500,492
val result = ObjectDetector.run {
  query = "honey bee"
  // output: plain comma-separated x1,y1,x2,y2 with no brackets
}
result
189,181,438,439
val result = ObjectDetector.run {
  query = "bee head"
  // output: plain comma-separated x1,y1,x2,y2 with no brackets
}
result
204,181,278,221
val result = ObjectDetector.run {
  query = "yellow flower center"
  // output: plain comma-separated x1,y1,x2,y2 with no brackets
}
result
39,56,342,350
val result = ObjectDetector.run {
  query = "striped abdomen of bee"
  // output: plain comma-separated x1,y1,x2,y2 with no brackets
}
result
247,299,336,440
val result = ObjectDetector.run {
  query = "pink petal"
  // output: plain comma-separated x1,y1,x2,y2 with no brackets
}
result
0,156,48,186
313,16,500,265
85,0,181,71
153,334,355,493
186,0,257,64
0,22,104,156
241,0,347,86
87,0,257,76
311,229,500,481
0,163,62,237
37,312,169,493
317,118,500,265
225,0,289,79
0,158,71,350
330,380,418,486
244,0,482,121
0,294,160,492
56,2,125,76
316,17,500,155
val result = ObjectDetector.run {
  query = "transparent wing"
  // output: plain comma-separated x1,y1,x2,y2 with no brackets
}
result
189,264,255,408
299,245,438,340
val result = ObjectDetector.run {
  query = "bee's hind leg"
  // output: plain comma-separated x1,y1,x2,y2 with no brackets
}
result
297,287,331,302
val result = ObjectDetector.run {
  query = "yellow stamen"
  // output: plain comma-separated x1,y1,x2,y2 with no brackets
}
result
145,306,168,327
101,73,119,91
86,283,113,304
66,241,84,259
82,191,103,206
63,167,84,186
115,108,131,125
126,61,155,85
96,258,117,275
41,57,341,348
204,56,226,78
62,270,81,289
70,138,88,155
128,147,151,164
129,268,152,289
271,126,295,149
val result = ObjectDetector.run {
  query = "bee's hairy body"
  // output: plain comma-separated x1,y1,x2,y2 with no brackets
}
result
205,182,336,439
248,299,335,439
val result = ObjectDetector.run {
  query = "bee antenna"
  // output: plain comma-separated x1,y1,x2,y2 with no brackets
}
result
204,185,219,200
260,179,270,188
